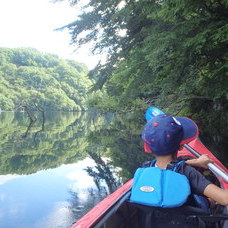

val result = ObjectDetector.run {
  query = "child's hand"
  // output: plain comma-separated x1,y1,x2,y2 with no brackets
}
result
186,155,214,169
195,155,214,169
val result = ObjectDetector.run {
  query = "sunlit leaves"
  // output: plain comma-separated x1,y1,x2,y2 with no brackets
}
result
0,47,92,111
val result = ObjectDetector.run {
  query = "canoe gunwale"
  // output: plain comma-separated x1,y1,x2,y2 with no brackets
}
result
93,190,131,228
71,180,133,228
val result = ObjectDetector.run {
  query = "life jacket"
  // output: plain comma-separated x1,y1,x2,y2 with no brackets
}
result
130,159,191,208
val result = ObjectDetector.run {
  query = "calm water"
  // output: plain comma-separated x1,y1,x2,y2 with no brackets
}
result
0,111,227,228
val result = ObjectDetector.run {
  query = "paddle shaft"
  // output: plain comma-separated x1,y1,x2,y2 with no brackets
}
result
184,144,228,182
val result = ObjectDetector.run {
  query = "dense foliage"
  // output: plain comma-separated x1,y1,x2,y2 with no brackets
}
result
60,0,228,114
0,47,92,111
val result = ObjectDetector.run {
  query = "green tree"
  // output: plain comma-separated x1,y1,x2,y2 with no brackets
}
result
59,0,228,114
0,47,93,111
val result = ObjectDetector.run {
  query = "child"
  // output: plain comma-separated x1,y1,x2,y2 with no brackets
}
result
142,114,228,206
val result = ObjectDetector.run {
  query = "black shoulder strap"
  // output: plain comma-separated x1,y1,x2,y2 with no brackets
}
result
149,159,156,167
142,159,156,168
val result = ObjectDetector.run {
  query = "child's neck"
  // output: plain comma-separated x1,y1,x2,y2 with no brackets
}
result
155,155,174,169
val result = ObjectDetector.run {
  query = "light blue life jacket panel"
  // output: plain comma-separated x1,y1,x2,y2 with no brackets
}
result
130,160,191,208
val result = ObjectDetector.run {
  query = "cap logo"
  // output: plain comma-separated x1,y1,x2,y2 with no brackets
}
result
172,117,181,125
140,186,155,192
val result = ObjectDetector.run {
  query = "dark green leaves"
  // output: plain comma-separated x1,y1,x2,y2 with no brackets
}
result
61,0,227,112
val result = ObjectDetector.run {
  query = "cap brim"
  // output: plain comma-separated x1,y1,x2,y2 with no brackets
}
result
175,117,198,145
144,142,152,153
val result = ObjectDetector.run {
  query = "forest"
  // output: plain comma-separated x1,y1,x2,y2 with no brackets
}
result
0,47,92,112
0,0,227,122
58,0,227,121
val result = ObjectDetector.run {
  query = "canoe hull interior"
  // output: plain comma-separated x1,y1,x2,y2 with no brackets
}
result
93,199,228,228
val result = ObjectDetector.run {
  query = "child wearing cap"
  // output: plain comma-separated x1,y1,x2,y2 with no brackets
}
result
142,114,228,206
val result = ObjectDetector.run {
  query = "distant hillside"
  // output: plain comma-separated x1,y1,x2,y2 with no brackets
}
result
0,47,93,111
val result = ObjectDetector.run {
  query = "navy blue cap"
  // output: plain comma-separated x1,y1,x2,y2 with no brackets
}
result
142,114,198,155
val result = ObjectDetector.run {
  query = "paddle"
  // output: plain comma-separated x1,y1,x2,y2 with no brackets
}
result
145,107,228,182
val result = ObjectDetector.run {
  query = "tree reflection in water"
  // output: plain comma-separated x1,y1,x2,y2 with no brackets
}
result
85,151,121,193
0,110,227,227
68,186,108,223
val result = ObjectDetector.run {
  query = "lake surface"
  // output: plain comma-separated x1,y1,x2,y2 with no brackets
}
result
0,111,227,228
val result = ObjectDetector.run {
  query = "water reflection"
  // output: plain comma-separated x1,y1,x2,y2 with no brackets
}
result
0,111,145,228
0,111,226,227
0,158,109,228
0,111,146,176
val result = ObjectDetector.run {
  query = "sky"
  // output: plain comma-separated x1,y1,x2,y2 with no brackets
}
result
0,0,100,69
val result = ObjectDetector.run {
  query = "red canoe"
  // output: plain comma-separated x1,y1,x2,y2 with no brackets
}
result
71,139,228,228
